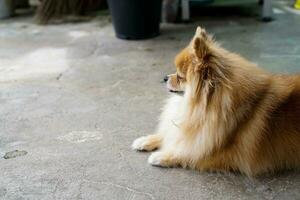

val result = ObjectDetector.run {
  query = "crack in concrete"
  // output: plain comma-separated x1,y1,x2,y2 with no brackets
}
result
82,179,155,200
55,67,72,81
76,163,89,200
76,181,84,200
127,193,135,200
56,73,63,80
52,179,63,200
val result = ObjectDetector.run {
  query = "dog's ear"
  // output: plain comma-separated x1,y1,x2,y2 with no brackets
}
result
192,26,211,61
192,27,229,85
190,27,231,103
191,26,213,80
195,26,208,39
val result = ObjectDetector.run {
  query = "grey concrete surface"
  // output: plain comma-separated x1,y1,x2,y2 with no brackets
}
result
1,1,300,199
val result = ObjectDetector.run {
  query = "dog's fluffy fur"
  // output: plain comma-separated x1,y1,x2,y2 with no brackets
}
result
132,27,300,176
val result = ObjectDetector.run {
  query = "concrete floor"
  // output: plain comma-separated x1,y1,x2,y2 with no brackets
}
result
1,1,300,199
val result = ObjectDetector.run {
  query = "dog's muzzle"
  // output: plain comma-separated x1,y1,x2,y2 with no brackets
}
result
162,75,184,95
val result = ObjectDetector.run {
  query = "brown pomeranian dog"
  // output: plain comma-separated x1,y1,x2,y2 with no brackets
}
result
132,26,300,176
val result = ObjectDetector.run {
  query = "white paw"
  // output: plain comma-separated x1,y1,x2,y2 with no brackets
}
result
131,136,149,151
148,152,168,167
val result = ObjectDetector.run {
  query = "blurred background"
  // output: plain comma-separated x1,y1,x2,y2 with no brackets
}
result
1,0,300,200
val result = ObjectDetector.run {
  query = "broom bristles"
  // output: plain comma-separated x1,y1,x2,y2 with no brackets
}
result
36,0,103,24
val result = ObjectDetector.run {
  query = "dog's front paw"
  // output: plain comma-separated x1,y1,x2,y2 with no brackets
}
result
132,136,149,151
148,152,177,167
131,135,161,151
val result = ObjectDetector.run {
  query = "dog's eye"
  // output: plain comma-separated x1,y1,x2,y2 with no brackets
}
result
177,74,184,80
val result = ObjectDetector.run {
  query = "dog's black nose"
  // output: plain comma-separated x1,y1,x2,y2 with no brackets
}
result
163,76,169,82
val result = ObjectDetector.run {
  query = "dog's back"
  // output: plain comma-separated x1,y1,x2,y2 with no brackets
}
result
263,75,300,171
226,75,300,176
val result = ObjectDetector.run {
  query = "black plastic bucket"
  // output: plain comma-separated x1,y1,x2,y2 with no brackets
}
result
107,0,162,40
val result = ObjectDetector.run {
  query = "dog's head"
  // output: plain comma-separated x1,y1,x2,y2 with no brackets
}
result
165,26,231,101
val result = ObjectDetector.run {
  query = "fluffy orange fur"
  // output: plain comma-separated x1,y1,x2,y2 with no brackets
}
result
132,26,300,176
